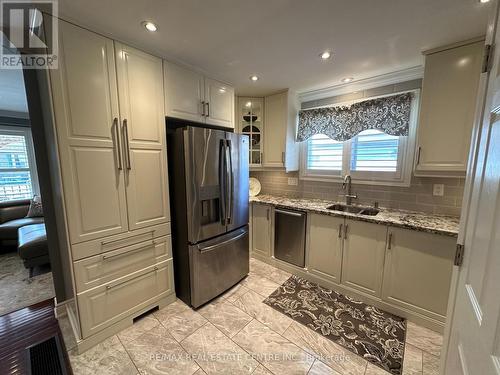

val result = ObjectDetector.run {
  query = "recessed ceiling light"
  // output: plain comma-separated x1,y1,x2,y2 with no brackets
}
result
142,21,158,32
219,87,227,93
341,77,354,83
320,51,331,60
479,0,490,3
250,75,259,82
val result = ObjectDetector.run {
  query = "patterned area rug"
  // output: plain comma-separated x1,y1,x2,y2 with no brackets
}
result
264,275,406,374
0,251,54,316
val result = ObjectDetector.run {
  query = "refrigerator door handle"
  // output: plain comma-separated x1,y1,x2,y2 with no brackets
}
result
226,140,233,225
219,139,227,225
197,230,247,253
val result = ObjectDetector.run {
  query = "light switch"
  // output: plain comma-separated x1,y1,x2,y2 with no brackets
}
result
288,177,298,186
433,184,445,197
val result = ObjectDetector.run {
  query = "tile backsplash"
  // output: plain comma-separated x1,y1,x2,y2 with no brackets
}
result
250,171,464,216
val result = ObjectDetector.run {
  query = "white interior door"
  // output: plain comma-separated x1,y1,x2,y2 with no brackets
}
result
444,3,500,374
50,20,129,244
115,43,170,231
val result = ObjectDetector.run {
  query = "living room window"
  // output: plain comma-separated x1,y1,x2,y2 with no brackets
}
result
0,127,39,201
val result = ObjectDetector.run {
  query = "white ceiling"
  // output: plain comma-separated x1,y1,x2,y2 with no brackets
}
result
57,0,489,96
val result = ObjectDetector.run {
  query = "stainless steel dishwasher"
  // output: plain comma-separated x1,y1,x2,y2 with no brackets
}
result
274,208,306,268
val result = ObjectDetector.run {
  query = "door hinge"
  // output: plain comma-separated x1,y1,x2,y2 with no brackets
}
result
482,44,492,74
454,243,465,267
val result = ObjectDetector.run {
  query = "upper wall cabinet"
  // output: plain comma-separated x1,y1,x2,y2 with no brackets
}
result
264,91,299,171
237,91,299,171
164,61,234,128
415,40,484,177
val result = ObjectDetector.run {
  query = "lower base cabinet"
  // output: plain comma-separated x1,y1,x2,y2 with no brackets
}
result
307,214,343,284
341,219,388,297
381,227,455,319
251,203,272,257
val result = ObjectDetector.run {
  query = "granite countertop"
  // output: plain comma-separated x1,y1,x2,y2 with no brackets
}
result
250,194,460,237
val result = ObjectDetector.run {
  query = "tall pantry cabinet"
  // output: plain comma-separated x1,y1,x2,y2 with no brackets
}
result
48,19,175,352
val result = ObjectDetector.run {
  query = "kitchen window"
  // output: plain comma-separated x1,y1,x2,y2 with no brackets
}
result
301,128,415,186
299,91,418,186
0,127,39,202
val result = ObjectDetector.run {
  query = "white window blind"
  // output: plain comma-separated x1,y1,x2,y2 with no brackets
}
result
306,134,343,171
0,132,35,201
350,129,400,172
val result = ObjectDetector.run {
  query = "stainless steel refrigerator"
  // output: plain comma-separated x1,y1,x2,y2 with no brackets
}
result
166,121,249,308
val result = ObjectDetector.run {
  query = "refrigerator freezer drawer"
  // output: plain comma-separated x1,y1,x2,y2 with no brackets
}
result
274,209,306,268
189,226,249,308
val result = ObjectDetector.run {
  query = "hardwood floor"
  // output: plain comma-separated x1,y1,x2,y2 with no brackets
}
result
0,299,72,374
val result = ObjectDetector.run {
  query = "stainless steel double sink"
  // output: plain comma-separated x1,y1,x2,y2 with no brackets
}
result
326,203,380,216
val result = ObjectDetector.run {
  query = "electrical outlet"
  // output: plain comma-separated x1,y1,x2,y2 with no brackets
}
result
433,184,445,197
288,177,298,186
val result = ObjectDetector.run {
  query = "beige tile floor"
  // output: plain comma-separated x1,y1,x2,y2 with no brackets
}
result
67,257,443,375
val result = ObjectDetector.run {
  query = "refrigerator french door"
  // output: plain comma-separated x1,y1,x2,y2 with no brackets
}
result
167,122,249,308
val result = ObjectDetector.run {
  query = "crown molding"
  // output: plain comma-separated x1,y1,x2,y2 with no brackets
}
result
298,66,424,103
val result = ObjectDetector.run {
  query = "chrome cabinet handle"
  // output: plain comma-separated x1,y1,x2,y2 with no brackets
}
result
338,223,343,238
344,224,349,239
102,240,156,260
416,146,422,165
113,118,122,170
206,102,210,117
106,266,158,290
201,101,206,116
122,119,131,170
282,152,285,164
101,229,155,247
266,208,270,221
388,232,393,250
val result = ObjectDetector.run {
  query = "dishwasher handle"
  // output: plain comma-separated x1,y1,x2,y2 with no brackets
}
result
275,209,305,217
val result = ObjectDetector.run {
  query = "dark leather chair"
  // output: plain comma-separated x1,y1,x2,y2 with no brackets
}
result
18,224,49,277
0,199,45,247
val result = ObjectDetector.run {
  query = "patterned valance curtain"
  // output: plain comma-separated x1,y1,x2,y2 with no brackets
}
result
297,92,413,142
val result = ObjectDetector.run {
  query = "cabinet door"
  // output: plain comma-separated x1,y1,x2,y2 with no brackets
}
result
263,92,286,167
115,43,170,230
382,227,455,319
205,78,235,128
251,204,272,257
341,220,387,297
307,214,344,284
163,61,204,123
49,20,129,244
416,41,483,175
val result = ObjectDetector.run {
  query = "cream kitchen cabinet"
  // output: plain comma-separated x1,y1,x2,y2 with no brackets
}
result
382,227,455,320
48,19,175,349
263,91,299,171
307,214,343,284
415,39,484,176
251,203,272,257
341,219,388,297
115,43,170,230
164,61,234,128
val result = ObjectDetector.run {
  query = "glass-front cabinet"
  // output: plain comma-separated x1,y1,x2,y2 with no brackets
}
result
238,97,264,167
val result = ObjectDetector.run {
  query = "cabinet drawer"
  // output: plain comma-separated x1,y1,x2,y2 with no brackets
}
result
71,222,171,261
74,235,171,292
78,259,174,338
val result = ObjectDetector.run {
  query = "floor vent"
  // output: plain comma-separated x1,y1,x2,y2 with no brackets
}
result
27,335,67,375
